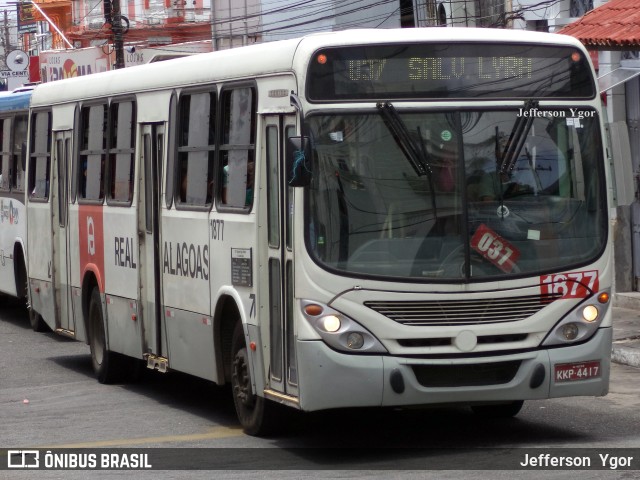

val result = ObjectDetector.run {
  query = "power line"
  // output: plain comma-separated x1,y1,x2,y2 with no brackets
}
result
7,0,577,55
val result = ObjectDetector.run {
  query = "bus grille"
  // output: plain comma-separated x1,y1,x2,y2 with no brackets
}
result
364,293,561,326
411,361,522,387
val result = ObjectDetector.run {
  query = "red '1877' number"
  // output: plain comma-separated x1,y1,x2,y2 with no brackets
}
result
540,270,599,299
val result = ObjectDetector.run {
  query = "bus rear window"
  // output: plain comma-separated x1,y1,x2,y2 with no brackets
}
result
307,43,595,101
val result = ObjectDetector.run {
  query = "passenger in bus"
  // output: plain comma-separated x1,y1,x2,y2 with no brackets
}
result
221,160,255,206
180,173,188,203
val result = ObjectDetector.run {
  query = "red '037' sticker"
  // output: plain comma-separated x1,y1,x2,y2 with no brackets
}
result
470,224,520,273
540,270,599,299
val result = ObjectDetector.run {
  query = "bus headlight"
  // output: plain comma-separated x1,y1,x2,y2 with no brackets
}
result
582,305,599,322
301,300,388,354
542,290,610,347
320,315,341,332
562,323,579,340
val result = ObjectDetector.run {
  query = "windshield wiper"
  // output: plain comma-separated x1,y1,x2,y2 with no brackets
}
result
498,99,538,176
377,101,430,177
376,101,438,219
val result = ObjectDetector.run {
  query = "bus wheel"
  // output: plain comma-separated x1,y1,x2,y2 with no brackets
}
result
28,308,47,332
88,287,122,384
231,322,280,436
20,261,45,332
470,400,524,418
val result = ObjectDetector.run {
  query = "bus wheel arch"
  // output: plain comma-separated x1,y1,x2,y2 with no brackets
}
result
85,282,128,384
230,319,282,436
81,273,100,343
16,243,46,332
214,295,241,384
215,294,282,436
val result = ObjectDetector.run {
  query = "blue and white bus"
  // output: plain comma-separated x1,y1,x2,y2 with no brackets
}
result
0,90,30,312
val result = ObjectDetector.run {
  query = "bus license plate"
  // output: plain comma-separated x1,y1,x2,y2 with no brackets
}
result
554,361,601,382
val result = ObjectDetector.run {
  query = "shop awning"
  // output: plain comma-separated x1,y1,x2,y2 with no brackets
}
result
598,68,640,92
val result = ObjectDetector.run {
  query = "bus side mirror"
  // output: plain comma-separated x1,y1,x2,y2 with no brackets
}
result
286,136,312,187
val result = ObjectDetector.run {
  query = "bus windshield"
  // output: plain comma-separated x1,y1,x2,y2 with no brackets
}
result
305,108,607,280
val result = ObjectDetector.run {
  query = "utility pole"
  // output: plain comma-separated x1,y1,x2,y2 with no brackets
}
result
3,11,11,53
1,10,9,72
105,0,125,69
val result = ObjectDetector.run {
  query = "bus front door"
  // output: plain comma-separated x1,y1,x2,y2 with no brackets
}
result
138,123,165,365
263,115,298,399
51,130,74,333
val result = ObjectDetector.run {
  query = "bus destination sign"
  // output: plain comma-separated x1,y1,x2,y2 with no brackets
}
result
307,43,595,101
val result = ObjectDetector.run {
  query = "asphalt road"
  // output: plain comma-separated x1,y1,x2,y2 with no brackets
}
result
1,296,639,479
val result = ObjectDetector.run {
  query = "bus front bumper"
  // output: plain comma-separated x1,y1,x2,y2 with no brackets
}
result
295,328,612,412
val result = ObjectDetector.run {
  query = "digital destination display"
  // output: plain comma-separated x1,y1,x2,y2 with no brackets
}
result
307,43,595,101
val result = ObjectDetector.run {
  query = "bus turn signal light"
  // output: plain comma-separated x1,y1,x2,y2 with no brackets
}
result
304,304,324,316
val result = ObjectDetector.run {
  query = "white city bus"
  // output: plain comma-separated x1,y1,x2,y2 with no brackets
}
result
0,90,30,309
26,28,616,435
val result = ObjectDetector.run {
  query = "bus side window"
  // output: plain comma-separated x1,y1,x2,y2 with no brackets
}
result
0,118,7,191
176,90,215,208
220,87,256,209
107,101,136,205
78,104,107,202
12,115,27,192
28,111,52,201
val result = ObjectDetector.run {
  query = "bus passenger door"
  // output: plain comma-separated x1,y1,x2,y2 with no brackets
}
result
51,130,73,333
263,115,298,398
138,123,165,361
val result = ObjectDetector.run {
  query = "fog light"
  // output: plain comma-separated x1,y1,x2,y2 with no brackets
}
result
582,305,599,322
321,315,341,332
562,323,579,340
346,332,364,349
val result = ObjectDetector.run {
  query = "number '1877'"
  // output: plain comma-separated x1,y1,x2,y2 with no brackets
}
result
540,270,599,298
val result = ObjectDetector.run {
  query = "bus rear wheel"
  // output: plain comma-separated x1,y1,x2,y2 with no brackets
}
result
88,287,125,384
20,260,46,332
230,321,281,436
28,308,47,332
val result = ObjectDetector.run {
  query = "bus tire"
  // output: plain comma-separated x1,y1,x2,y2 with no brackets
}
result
29,308,47,332
470,400,524,418
19,259,45,332
231,321,281,436
88,287,124,384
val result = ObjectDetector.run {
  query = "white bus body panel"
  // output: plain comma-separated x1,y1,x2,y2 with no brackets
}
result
0,199,25,296
161,212,215,380
27,202,55,329
296,329,612,411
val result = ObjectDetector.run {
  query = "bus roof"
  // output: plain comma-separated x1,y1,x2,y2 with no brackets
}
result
0,90,32,112
30,28,587,107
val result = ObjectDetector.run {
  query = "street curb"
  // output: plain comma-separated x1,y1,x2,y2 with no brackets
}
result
612,344,640,369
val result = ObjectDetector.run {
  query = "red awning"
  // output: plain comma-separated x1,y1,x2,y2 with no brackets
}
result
559,0,640,50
